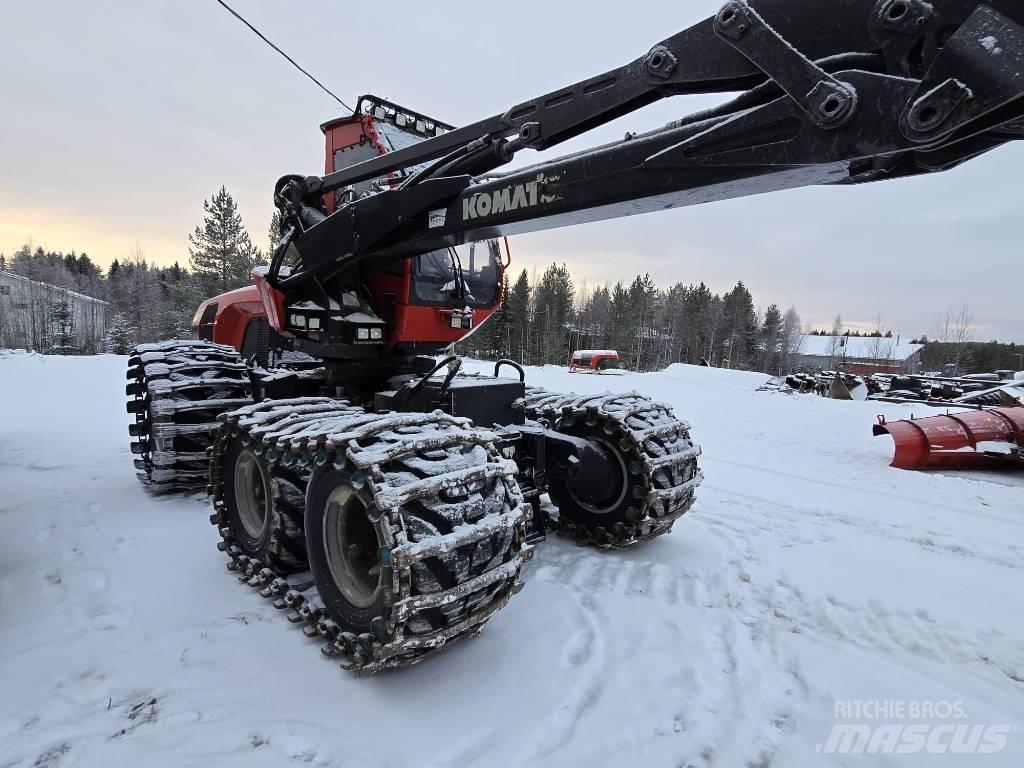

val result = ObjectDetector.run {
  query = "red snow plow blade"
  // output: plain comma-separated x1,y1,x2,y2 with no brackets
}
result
873,407,1024,470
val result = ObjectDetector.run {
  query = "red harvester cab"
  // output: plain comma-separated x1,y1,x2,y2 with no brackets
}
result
192,95,508,359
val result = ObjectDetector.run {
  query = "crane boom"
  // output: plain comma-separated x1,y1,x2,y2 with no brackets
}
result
272,0,1024,288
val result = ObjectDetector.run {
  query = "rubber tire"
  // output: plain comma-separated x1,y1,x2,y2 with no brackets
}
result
547,428,645,533
127,341,248,493
304,465,391,632
223,437,307,573
305,453,518,636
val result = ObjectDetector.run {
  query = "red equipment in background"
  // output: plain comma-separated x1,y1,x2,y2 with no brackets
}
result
570,350,622,374
874,407,1024,470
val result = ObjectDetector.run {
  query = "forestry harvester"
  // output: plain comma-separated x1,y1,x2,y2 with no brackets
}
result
126,0,1024,672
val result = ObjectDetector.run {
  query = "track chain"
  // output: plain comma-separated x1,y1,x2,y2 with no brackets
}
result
126,340,251,493
516,388,703,549
208,397,534,674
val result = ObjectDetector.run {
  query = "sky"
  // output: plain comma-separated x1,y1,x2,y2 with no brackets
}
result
1,0,1020,342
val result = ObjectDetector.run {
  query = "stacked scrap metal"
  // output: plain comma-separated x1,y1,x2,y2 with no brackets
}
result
867,374,1024,408
778,371,880,399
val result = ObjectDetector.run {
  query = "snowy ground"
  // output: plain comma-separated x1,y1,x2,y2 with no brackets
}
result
1,353,1021,767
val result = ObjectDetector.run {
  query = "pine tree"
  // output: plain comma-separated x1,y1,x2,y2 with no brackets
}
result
486,284,513,358
606,282,634,367
188,186,261,295
46,295,77,355
759,303,783,374
508,269,531,364
578,284,612,352
720,281,757,369
269,210,284,255
627,274,659,371
157,263,204,340
533,263,574,364
104,313,136,354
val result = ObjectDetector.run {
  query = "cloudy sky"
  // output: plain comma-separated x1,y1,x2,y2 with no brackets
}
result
2,0,1020,341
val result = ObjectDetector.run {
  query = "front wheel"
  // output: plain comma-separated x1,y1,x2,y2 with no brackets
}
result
304,465,392,632
210,398,533,669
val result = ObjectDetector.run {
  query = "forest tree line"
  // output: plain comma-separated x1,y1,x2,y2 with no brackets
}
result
2,187,1019,374
457,266,810,374
0,187,268,354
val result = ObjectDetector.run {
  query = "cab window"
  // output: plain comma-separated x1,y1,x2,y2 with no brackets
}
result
410,241,500,308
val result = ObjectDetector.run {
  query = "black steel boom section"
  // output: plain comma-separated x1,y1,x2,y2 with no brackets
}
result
272,0,1024,289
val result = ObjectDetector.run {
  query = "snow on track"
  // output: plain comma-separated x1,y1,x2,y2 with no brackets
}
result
1,353,1021,767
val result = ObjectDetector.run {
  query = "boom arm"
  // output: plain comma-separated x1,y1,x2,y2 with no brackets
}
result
271,0,1024,289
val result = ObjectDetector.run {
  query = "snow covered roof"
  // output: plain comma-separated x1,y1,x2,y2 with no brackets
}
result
798,335,923,361
0,270,109,306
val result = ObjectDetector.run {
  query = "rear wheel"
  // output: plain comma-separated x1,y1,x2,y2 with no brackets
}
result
210,398,533,670
521,389,702,547
126,341,250,493
548,431,645,536
223,437,307,572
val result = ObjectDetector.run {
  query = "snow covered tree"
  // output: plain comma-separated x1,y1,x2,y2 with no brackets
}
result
934,303,975,373
865,314,894,367
759,303,783,374
188,186,262,295
46,295,77,355
779,306,804,373
104,313,136,354
827,314,846,368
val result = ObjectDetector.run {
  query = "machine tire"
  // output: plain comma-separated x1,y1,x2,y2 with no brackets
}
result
222,437,308,573
305,441,519,636
126,340,251,494
547,429,646,536
521,389,702,547
304,465,392,632
209,399,533,670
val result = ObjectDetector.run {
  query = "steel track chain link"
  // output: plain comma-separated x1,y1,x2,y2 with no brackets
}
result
516,387,704,548
126,340,250,492
207,397,534,674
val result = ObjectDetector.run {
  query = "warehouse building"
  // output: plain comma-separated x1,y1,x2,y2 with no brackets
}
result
794,334,924,375
0,270,109,353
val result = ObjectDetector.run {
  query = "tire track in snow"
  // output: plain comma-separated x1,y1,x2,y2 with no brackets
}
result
526,539,807,767
517,553,611,762
698,488,1024,689
703,456,1024,527
703,480,1021,571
